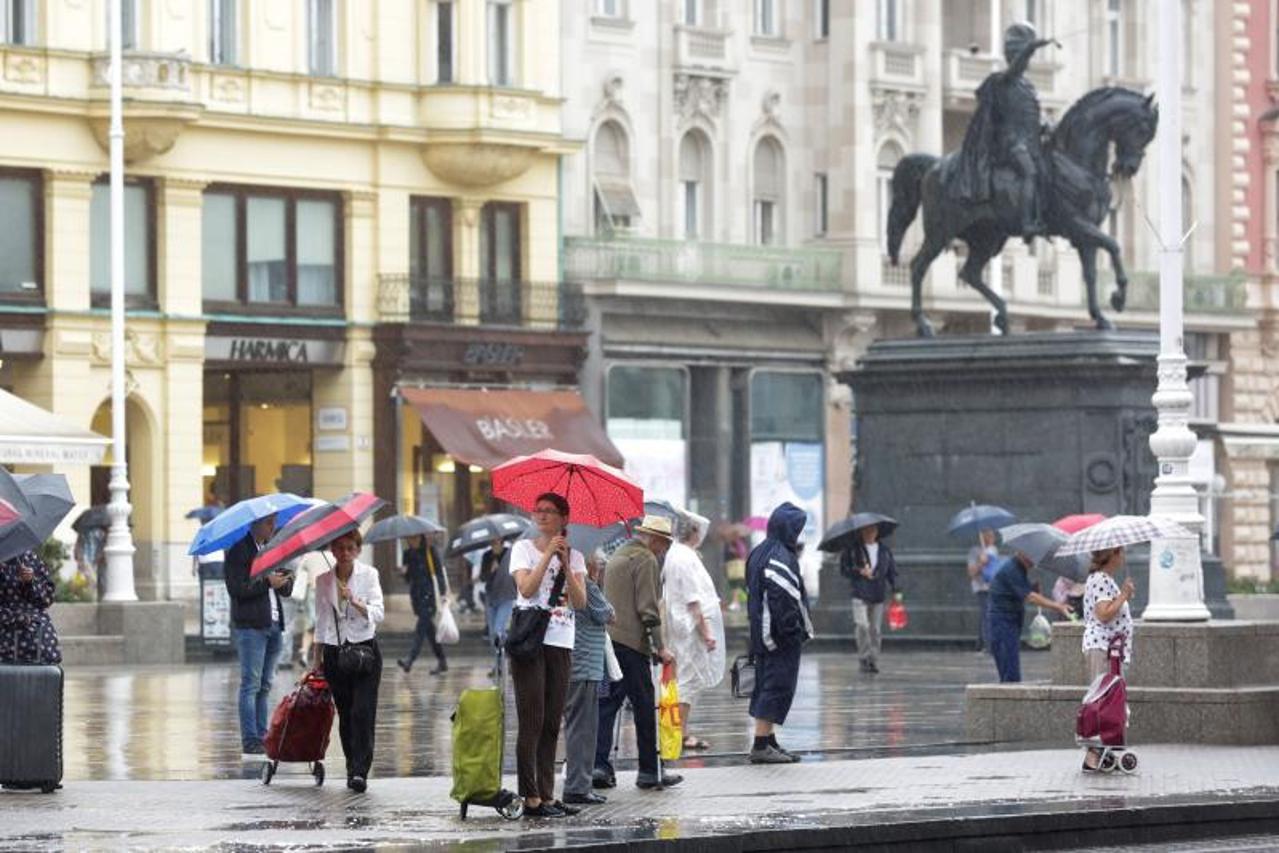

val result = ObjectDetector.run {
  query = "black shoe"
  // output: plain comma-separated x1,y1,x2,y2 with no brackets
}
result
396,658,411,674
347,776,367,793
858,659,872,673
591,771,616,789
548,801,581,816
523,803,565,818
429,663,449,675
563,792,607,805
868,661,880,674
637,773,683,789
242,742,266,756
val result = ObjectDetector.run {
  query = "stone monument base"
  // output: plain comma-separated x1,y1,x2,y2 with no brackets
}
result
51,601,186,666
966,621,1279,745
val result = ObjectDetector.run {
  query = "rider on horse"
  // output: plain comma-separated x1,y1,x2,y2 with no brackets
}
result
953,23,1056,241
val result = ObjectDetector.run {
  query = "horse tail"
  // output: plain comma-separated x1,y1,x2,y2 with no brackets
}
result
888,154,938,266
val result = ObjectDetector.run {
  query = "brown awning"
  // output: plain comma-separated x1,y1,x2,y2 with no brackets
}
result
401,387,624,470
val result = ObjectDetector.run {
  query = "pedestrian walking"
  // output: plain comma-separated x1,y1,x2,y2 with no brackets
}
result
397,533,448,675
841,522,899,674
561,552,614,806
313,529,385,793
0,551,61,665
224,514,294,756
1081,546,1134,770
722,524,749,611
966,529,998,652
746,502,813,764
594,515,684,791
507,492,588,818
481,537,517,646
661,512,724,751
987,551,1072,682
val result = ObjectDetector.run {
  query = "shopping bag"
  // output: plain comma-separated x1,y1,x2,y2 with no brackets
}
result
435,601,460,645
658,667,682,761
1027,608,1053,649
887,594,908,631
730,655,755,699
602,633,623,682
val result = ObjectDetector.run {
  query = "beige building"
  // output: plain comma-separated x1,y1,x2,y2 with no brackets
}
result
0,0,583,600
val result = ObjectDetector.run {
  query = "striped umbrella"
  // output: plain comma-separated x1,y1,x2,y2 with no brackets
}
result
491,449,643,528
1055,514,1193,557
250,491,385,576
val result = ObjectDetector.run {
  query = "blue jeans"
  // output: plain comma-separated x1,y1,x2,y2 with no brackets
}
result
486,599,515,646
234,625,283,749
987,613,1022,683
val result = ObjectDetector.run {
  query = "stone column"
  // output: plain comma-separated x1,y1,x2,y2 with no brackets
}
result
376,186,411,321
345,190,377,324
453,198,484,324
311,330,377,499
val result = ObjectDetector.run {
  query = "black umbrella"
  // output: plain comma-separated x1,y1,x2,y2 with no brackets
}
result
818,512,899,553
0,474,75,563
72,505,111,534
447,513,532,558
365,514,446,545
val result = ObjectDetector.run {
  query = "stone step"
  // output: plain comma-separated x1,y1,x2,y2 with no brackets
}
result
59,635,125,667
50,603,100,635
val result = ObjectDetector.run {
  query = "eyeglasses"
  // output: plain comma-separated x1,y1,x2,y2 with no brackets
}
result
532,507,563,517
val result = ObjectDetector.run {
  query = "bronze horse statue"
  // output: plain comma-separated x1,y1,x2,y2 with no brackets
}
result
887,87,1159,337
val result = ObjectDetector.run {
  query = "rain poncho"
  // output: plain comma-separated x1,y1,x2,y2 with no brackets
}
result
662,541,725,702
746,502,814,656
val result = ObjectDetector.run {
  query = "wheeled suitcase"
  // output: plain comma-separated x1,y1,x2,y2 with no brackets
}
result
450,645,522,820
0,663,63,793
261,670,334,786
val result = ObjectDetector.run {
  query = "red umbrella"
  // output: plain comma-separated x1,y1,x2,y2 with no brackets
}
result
251,491,385,577
491,449,643,528
1053,513,1107,535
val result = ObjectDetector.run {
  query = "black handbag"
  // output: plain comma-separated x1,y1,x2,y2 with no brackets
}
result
504,561,568,662
332,602,376,677
730,654,756,699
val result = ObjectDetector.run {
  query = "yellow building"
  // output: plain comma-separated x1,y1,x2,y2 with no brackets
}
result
0,0,584,600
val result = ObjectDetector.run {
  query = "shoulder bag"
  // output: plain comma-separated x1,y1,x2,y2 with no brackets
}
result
331,580,376,676
504,559,568,662
730,654,755,699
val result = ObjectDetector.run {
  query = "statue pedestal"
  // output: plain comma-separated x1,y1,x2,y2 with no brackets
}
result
818,331,1232,643
966,621,1279,745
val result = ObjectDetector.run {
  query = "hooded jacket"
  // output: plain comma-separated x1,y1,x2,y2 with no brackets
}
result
746,503,814,656
840,540,900,605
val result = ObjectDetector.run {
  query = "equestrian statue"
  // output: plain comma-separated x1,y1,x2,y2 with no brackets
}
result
887,22,1159,337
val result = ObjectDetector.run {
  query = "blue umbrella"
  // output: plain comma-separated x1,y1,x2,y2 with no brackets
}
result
947,503,1016,539
188,493,311,556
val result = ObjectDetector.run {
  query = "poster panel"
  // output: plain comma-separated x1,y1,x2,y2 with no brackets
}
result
750,441,825,593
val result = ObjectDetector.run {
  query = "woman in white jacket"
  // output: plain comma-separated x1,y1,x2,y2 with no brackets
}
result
661,513,725,751
313,529,385,793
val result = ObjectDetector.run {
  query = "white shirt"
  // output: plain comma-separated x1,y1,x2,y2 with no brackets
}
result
865,542,880,572
1082,571,1133,661
313,561,385,645
510,538,586,650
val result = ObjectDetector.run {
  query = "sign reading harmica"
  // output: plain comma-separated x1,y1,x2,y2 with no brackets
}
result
205,336,345,366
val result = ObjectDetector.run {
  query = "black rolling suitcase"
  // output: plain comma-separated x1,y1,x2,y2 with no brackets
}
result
0,663,63,793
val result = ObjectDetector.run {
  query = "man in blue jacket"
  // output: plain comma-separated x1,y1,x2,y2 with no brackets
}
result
746,502,812,765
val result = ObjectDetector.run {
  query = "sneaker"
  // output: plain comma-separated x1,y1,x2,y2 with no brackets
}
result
429,663,449,675
563,792,607,805
636,773,683,789
591,770,616,789
549,801,581,816
749,745,794,765
396,658,411,674
772,742,801,762
523,803,565,818
242,742,266,756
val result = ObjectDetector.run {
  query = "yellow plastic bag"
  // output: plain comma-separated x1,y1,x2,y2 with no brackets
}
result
658,668,683,761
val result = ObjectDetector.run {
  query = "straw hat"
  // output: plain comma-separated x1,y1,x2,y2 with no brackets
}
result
634,514,674,539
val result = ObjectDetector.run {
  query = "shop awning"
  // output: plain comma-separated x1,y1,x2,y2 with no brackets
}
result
0,389,109,465
401,387,624,471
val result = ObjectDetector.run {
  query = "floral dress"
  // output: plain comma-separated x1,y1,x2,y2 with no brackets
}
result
0,551,62,665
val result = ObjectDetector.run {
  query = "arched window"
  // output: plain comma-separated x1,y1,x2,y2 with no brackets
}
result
753,136,785,245
593,121,639,234
877,141,904,256
679,130,711,240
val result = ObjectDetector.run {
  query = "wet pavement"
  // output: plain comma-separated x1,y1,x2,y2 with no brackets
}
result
2,745,1276,851
61,648,1047,782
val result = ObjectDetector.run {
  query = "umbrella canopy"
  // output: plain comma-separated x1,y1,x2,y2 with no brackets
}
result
1053,513,1107,534
365,514,446,545
1056,514,1194,557
491,449,643,528
0,467,34,531
999,522,1088,581
71,505,111,534
0,474,76,563
447,513,533,558
947,504,1016,539
186,506,223,523
251,491,386,577
0,387,109,465
528,521,632,557
819,512,899,553
744,516,768,532
189,493,313,556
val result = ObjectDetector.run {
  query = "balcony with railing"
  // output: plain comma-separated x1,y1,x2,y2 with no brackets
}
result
673,24,736,77
563,236,843,299
942,50,1059,107
376,275,585,329
869,41,926,92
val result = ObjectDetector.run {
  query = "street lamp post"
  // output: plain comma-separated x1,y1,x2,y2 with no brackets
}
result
101,0,137,602
1143,0,1210,622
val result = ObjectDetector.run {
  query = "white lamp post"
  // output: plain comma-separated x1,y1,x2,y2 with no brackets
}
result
1143,0,1210,621
101,0,137,602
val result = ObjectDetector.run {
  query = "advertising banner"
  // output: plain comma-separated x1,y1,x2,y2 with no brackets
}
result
751,441,825,593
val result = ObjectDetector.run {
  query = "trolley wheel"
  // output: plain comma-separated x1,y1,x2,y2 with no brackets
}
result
1120,752,1138,773
497,795,524,821
459,802,469,820
312,761,325,786
260,760,277,786
1099,752,1118,774
39,782,59,794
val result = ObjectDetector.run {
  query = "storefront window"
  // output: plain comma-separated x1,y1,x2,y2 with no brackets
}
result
750,370,823,442
607,365,688,507
203,371,313,503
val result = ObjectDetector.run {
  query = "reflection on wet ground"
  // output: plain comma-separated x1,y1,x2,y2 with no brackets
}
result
62,648,1049,781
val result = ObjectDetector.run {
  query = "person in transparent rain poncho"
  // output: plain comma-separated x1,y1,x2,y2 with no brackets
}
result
661,512,726,751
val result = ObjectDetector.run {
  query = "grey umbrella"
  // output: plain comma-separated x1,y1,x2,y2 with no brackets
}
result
364,514,446,545
819,512,899,552
999,522,1087,581
0,466,34,526
0,474,75,563
447,513,533,558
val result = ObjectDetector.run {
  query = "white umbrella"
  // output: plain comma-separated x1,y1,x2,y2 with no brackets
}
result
1055,514,1193,557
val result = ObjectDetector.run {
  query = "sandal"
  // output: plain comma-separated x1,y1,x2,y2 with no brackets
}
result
683,737,710,751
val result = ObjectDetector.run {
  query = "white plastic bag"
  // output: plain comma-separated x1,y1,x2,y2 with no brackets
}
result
435,600,460,645
603,633,623,682
1027,608,1052,650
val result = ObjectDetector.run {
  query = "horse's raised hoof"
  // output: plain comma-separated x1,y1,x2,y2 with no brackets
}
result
994,312,1010,335
1095,314,1116,331
915,317,936,338
1110,289,1126,312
